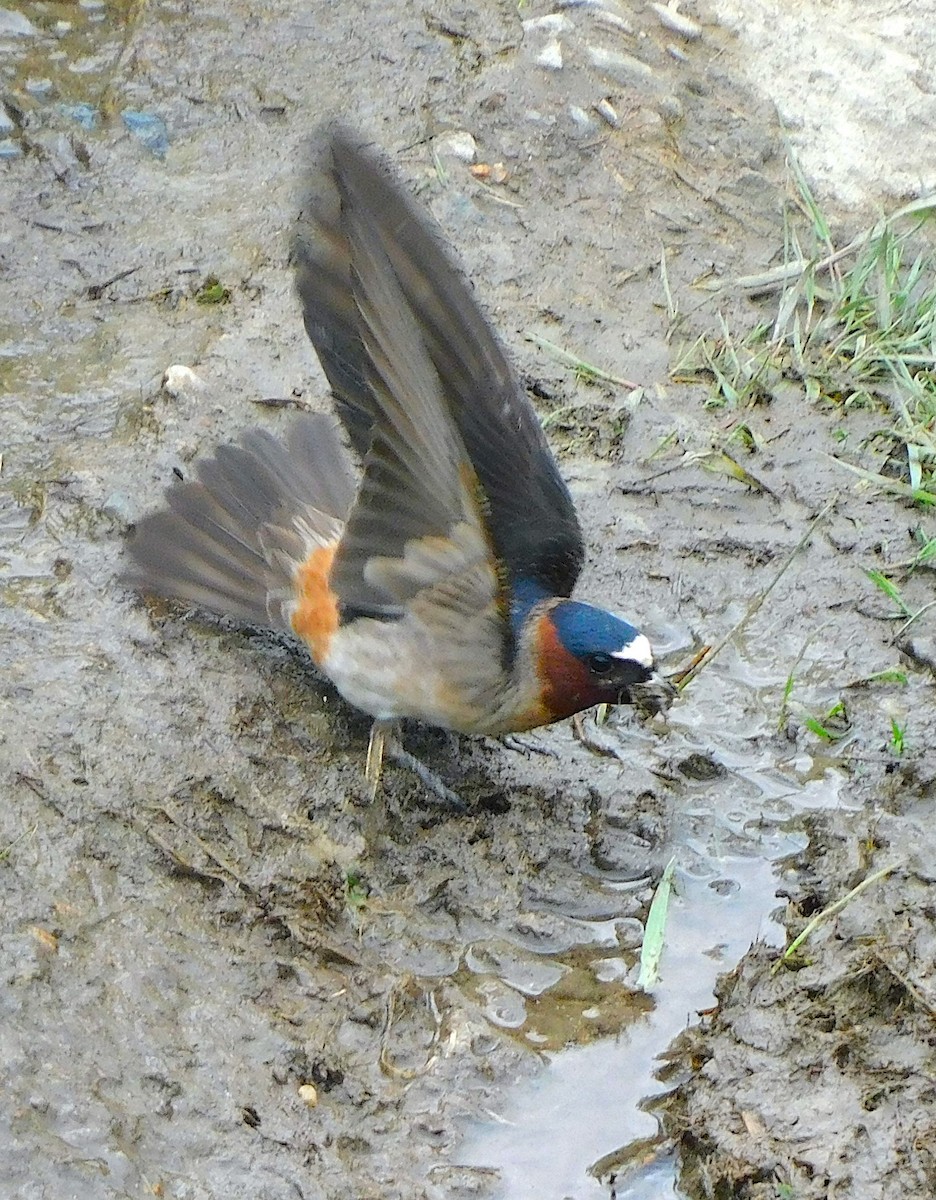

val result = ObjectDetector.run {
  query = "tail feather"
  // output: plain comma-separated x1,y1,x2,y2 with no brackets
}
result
281,418,357,517
128,506,271,624
126,412,355,630
164,485,265,564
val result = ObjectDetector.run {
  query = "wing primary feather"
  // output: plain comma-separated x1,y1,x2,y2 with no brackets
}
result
293,124,585,600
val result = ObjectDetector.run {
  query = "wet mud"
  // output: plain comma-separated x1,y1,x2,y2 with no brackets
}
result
659,795,936,1200
2,1,935,1198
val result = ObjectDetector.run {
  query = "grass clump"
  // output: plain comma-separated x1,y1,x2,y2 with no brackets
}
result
195,275,232,305
675,162,936,505
865,564,936,637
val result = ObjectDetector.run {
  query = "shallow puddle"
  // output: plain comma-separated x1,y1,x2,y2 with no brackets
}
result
451,646,845,1195
458,858,787,1197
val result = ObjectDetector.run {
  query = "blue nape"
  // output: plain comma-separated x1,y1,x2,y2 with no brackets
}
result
509,576,552,639
550,601,640,658
508,577,641,657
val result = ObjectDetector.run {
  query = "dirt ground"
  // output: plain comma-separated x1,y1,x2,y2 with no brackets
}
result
2,1,936,1198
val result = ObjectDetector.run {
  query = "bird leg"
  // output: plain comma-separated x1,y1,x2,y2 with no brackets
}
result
365,718,391,798
366,719,467,812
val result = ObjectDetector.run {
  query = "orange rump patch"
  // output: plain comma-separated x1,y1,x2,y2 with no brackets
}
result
290,542,340,663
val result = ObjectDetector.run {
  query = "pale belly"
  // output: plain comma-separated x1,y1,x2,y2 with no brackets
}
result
316,618,543,735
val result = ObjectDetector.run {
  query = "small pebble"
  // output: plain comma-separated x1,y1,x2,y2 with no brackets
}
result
594,98,620,128
101,492,134,524
556,0,628,11
536,39,563,70
904,636,936,676
593,11,634,35
587,46,654,88
650,2,702,41
656,93,684,121
162,365,206,399
522,13,572,34
25,78,54,98
121,109,169,157
434,130,476,163
615,917,645,950
297,1084,318,1108
593,956,630,983
60,102,98,130
568,104,595,130
470,161,508,183
0,7,39,36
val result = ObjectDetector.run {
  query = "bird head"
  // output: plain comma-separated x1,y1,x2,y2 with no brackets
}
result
532,599,670,722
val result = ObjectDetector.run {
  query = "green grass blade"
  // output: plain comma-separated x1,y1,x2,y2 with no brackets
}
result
773,864,898,972
865,568,914,615
637,856,676,992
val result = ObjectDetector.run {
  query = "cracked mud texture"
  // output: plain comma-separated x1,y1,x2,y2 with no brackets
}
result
3,1,936,1198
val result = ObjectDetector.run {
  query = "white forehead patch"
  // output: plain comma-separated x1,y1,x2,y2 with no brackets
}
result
611,633,653,669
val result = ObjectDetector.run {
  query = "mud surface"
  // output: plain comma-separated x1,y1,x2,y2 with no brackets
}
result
660,805,936,1200
2,2,935,1198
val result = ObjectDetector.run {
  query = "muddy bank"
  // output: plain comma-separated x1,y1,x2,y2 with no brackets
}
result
3,1,936,1198
659,787,936,1199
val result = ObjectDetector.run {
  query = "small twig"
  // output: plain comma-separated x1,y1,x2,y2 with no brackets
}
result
472,182,523,209
826,454,936,506
379,977,440,1079
772,863,898,973
0,822,39,862
873,949,936,1022
571,712,620,758
670,645,711,688
660,244,678,332
15,770,66,817
252,395,312,411
722,191,936,295
730,238,863,296
678,497,837,690
146,804,254,892
892,598,936,642
87,265,141,300
525,332,639,390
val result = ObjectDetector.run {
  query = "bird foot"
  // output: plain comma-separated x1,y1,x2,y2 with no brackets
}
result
499,733,559,759
366,720,467,812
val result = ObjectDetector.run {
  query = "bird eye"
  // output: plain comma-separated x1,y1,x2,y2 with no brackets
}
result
588,652,615,676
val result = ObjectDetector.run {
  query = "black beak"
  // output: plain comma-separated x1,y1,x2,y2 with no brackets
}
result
621,670,677,717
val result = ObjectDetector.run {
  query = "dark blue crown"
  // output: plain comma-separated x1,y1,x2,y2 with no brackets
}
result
550,600,641,659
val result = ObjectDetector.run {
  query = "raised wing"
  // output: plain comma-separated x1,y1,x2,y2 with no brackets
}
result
326,148,500,626
292,125,585,611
